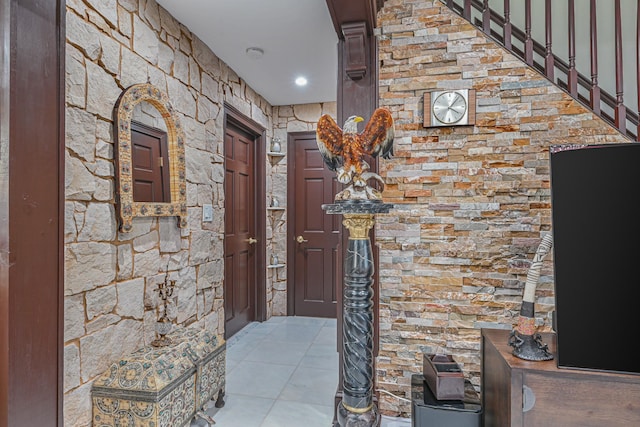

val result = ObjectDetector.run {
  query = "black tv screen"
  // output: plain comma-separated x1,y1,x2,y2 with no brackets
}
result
550,142,640,375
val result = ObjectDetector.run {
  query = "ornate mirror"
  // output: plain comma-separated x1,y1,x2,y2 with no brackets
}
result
114,83,187,232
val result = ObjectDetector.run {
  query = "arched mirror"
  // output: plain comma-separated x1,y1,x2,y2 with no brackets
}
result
114,83,187,232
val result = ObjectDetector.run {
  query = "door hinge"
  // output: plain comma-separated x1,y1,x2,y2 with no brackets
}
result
158,157,164,168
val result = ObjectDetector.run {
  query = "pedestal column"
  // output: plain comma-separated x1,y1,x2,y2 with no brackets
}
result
323,201,392,427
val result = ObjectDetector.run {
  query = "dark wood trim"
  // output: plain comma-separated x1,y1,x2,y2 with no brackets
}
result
223,103,267,322
342,22,369,80
503,0,512,50
614,0,626,132
481,0,490,34
524,0,533,65
286,132,296,316
337,30,380,129
568,0,578,97
463,0,471,20
544,0,554,80
325,0,380,36
589,0,600,115
0,0,65,425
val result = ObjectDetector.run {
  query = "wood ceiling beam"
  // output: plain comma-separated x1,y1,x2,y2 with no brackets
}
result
325,0,384,36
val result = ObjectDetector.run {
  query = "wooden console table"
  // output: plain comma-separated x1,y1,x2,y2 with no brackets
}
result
482,328,640,426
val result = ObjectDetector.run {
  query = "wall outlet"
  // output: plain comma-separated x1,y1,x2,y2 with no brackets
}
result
202,204,213,222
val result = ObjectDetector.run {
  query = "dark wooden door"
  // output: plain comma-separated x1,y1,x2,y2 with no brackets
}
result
288,132,339,318
224,123,257,338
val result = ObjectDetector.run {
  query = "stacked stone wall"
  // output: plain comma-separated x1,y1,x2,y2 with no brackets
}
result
375,0,630,417
63,0,275,424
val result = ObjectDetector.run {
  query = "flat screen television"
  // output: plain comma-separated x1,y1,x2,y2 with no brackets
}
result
550,142,640,375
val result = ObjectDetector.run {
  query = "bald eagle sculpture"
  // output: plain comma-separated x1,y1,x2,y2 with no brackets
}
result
316,108,394,200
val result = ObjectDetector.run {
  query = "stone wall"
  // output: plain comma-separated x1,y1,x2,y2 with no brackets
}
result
375,0,630,417
63,0,274,425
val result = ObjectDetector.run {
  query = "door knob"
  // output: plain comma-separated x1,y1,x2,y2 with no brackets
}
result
246,237,257,244
296,235,308,243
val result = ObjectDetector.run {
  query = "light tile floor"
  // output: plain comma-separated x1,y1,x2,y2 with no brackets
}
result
205,316,411,427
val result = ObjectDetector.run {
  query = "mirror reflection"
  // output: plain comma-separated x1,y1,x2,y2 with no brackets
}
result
131,102,170,203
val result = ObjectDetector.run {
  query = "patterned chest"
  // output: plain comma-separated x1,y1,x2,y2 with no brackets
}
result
91,327,225,427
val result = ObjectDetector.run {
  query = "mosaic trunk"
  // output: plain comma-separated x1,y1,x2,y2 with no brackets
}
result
91,327,225,427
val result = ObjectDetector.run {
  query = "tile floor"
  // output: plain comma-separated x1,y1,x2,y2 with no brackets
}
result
205,316,411,427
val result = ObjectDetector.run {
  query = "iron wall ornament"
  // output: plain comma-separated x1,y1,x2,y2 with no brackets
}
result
114,83,187,232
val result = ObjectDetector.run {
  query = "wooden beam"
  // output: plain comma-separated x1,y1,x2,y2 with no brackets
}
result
342,22,368,80
324,2,383,426
0,0,65,426
325,0,381,37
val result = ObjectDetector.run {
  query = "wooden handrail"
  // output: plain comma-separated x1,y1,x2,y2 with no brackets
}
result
445,0,638,140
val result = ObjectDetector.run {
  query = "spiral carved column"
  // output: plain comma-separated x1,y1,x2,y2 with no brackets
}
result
323,201,392,427
341,213,376,422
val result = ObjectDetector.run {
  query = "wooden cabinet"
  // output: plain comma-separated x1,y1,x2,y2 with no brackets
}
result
481,328,640,427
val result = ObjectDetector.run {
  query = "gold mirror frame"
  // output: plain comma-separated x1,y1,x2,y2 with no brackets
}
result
114,83,187,232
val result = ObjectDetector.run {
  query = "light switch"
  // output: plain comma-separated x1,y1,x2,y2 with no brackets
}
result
202,204,213,222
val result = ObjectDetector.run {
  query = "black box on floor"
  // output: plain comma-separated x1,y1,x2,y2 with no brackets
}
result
410,374,482,427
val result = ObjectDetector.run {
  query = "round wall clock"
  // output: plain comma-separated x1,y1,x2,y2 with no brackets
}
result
433,90,467,124
424,89,475,128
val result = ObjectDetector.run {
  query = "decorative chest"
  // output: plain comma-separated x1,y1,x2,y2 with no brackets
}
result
92,327,225,427
168,326,226,410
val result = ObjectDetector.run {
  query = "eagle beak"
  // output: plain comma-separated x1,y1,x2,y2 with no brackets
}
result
354,116,364,123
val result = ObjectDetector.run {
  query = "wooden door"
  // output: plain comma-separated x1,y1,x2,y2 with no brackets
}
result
288,132,339,318
224,123,257,338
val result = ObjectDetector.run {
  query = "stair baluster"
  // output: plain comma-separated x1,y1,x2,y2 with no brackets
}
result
443,0,640,141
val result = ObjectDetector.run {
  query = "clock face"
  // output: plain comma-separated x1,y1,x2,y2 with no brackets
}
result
433,91,468,124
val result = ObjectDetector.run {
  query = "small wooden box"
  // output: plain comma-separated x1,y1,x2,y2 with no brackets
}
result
92,327,225,427
423,354,465,401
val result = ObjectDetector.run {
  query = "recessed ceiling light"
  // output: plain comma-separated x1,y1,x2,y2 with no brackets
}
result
295,76,308,86
246,47,264,60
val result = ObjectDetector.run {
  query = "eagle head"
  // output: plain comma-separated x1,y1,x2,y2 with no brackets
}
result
343,115,364,134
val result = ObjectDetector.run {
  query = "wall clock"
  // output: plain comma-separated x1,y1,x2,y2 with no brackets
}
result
424,89,475,127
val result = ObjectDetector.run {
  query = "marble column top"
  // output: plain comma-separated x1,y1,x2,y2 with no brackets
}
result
322,200,393,215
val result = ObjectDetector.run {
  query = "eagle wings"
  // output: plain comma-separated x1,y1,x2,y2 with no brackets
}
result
316,108,394,180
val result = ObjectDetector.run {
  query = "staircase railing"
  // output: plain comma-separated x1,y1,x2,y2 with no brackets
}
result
444,0,639,141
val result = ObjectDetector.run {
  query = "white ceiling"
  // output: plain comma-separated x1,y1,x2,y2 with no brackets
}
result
156,0,339,106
